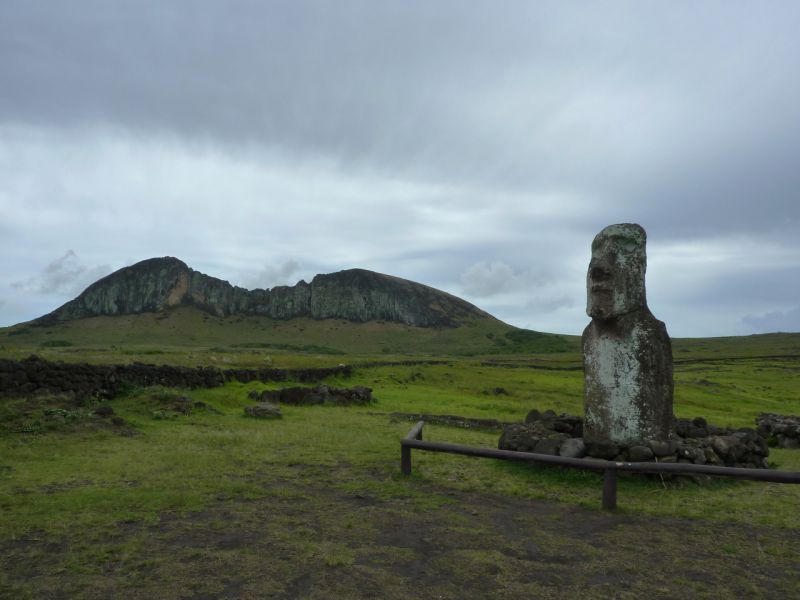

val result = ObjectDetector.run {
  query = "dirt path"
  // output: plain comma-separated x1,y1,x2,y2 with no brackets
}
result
3,469,799,599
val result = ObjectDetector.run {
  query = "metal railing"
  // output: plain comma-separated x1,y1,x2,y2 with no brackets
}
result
400,420,800,510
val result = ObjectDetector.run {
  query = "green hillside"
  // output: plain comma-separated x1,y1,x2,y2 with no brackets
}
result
4,306,800,368
0,306,577,367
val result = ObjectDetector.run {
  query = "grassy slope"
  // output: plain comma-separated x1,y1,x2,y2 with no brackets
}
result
0,306,577,366
2,360,799,598
2,311,800,597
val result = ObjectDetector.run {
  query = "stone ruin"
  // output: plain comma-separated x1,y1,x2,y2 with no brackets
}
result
499,410,770,468
499,223,771,470
244,385,375,419
757,413,800,449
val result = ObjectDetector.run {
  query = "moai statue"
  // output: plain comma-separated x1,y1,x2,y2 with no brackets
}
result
583,223,673,445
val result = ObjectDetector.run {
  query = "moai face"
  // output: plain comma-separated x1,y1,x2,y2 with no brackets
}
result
586,223,647,320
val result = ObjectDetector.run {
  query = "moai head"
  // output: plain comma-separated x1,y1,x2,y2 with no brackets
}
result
586,223,647,320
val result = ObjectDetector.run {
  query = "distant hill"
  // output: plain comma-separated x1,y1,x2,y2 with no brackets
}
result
35,257,493,328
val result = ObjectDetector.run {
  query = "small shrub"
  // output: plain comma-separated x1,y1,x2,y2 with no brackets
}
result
39,340,74,348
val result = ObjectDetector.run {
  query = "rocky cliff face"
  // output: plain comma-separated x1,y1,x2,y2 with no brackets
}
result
36,257,491,328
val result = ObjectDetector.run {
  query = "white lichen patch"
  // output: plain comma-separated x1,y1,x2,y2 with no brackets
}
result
585,324,646,443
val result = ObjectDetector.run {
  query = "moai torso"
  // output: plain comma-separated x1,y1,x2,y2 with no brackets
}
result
582,224,673,445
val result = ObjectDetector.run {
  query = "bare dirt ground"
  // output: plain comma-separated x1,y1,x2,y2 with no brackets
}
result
3,466,799,599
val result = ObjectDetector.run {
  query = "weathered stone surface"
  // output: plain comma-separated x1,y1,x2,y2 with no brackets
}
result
525,409,583,436
498,424,541,452
249,385,374,406
534,438,562,456
559,438,586,458
35,257,490,327
244,402,282,419
583,224,673,445
628,445,655,462
648,439,677,457
586,440,619,460
757,413,800,449
500,409,770,469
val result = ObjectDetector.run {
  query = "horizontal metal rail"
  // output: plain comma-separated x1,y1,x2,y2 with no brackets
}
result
400,421,800,510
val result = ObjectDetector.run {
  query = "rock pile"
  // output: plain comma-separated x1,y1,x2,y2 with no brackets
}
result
499,410,770,469
244,403,282,419
757,413,800,449
247,385,374,406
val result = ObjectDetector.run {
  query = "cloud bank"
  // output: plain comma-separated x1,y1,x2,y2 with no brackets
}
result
1,2,799,335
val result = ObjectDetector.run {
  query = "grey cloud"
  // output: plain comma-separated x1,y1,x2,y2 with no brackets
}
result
460,261,551,298
460,261,515,297
3,1,800,241
525,296,576,314
245,259,303,290
1,2,799,335
13,251,112,296
742,306,800,333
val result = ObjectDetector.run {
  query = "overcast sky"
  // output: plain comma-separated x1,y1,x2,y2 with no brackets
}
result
2,1,799,337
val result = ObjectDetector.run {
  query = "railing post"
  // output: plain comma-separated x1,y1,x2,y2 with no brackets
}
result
401,445,412,476
602,468,617,510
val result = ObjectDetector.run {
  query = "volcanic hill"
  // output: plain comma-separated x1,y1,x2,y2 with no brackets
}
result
36,257,492,328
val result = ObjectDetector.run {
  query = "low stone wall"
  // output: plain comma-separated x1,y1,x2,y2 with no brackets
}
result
248,385,373,406
0,355,351,399
757,413,800,449
499,409,770,469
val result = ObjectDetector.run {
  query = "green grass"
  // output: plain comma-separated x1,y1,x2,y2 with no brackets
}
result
0,306,578,366
1,317,800,597
2,356,799,540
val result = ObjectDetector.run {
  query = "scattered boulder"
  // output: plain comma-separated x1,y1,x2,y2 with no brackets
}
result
756,413,800,449
628,445,655,462
248,385,373,407
94,405,115,417
648,439,678,457
244,402,282,419
559,438,586,459
586,440,620,460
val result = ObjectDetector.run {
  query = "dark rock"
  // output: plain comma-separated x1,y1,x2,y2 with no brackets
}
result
628,445,655,462
586,441,619,460
756,413,800,450
534,438,561,456
94,405,115,417
648,439,678,457
524,409,542,424
686,426,708,438
244,403,282,419
498,424,540,452
251,385,373,407
35,258,490,328
559,438,586,458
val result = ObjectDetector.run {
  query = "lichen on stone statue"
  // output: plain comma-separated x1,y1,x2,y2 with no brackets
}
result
583,223,673,445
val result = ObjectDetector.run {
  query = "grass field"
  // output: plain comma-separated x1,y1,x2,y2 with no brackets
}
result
1,314,800,598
